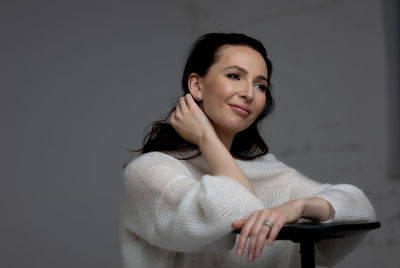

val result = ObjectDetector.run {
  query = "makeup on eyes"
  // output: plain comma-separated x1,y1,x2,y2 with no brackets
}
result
225,72,268,91
222,65,268,82
226,73,240,80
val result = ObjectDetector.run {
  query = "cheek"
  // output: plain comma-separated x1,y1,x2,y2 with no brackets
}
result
202,98,220,118
252,95,267,118
256,92,267,109
203,80,231,107
206,77,233,96
218,81,236,96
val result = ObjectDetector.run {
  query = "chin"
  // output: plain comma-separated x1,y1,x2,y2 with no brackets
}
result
226,124,251,134
213,117,253,135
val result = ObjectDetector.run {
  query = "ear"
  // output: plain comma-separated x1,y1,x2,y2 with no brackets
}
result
187,73,203,101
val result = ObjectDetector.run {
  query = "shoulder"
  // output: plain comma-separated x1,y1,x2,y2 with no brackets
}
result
237,153,291,170
124,151,190,179
127,151,176,164
126,151,182,167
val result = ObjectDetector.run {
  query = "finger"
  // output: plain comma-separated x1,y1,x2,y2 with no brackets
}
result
254,213,277,257
245,212,265,262
179,96,188,113
169,110,176,125
185,93,196,107
231,218,247,229
254,225,270,257
175,100,182,116
266,218,285,246
236,212,259,258
247,211,271,260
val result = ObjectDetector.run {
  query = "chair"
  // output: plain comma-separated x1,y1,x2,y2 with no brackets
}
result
233,221,380,268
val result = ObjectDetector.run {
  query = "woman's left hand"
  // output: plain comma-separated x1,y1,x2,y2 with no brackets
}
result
231,200,304,262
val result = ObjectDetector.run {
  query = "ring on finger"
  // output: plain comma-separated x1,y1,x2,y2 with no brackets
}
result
262,220,273,228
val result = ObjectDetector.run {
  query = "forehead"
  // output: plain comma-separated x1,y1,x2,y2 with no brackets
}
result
212,45,268,75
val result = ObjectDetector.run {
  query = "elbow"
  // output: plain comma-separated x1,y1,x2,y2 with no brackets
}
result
318,184,377,222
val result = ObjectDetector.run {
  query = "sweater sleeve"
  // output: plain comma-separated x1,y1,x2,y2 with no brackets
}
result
120,152,265,253
289,169,376,266
289,171,376,223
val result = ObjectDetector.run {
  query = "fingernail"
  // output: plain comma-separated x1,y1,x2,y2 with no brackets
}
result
236,248,242,256
248,253,254,262
255,249,260,257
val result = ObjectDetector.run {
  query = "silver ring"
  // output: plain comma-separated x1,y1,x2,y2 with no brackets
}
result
262,220,273,228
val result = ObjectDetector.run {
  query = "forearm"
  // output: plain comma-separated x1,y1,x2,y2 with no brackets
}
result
300,197,333,221
122,152,265,252
198,132,257,196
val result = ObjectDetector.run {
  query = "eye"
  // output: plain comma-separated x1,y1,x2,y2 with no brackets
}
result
226,73,240,80
254,83,268,91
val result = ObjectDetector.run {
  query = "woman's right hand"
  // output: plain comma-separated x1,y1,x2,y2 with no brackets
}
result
170,93,217,146
172,94,259,196
231,197,333,262
231,200,304,262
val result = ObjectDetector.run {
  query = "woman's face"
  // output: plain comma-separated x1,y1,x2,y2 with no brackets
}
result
198,45,268,138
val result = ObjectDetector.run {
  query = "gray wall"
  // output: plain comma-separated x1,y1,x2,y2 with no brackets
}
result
1,0,398,267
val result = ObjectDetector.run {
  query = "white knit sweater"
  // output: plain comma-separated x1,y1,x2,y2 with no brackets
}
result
120,152,376,268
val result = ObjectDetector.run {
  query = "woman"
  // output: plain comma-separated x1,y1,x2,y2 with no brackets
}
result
120,33,376,267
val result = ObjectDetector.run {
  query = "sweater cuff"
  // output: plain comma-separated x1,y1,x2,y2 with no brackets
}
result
311,184,376,223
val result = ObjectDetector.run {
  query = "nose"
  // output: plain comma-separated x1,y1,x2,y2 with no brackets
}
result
239,83,254,102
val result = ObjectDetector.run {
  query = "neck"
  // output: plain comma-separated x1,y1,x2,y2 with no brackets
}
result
214,127,235,151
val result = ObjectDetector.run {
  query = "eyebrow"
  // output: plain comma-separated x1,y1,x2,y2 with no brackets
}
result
222,65,268,83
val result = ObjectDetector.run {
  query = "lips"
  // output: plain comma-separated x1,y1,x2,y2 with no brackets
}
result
229,104,251,115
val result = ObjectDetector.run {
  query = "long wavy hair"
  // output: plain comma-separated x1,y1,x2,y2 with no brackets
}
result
135,33,274,160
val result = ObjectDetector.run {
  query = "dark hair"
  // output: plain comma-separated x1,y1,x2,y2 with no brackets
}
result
136,33,274,160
